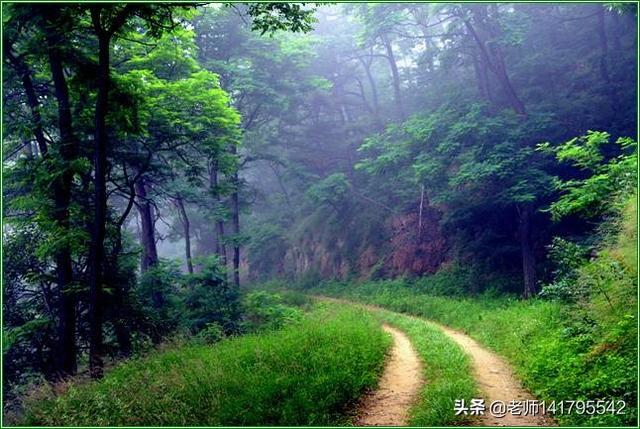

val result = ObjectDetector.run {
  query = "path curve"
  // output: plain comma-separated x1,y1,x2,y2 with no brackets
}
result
317,296,554,426
355,324,424,426
435,323,555,426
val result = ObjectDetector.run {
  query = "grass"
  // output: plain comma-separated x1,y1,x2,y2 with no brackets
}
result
21,305,391,426
370,308,476,426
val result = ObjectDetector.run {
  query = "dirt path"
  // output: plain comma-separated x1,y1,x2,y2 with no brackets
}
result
355,325,424,426
317,296,553,426
436,324,554,426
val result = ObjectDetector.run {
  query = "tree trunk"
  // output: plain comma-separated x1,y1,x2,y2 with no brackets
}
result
44,23,78,378
359,54,383,129
381,35,405,121
109,185,136,357
175,197,193,274
5,50,49,156
209,165,228,269
471,49,494,103
87,3,137,379
230,146,241,288
88,30,110,380
417,184,425,240
518,204,536,299
463,9,526,115
135,177,159,272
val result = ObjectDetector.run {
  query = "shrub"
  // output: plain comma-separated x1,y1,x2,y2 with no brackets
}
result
194,322,225,345
136,260,184,341
540,237,589,301
241,291,303,332
183,256,241,335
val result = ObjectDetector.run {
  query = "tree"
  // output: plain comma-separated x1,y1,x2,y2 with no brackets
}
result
539,131,638,221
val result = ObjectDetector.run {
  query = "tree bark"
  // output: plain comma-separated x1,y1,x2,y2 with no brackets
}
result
209,164,228,270
108,184,136,357
381,35,405,121
5,50,49,156
518,204,537,299
358,53,383,129
88,3,137,379
135,177,159,272
471,49,493,103
44,20,78,378
175,197,193,274
88,16,110,379
463,8,526,115
230,146,241,288
417,184,425,240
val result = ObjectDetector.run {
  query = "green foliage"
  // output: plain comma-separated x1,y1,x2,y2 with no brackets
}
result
194,322,225,345
241,291,303,333
22,306,390,426
133,256,241,342
540,238,590,301
305,173,350,209
3,2,638,424
2,319,53,363
183,256,241,334
136,261,184,339
244,3,317,35
538,131,638,221
246,224,289,280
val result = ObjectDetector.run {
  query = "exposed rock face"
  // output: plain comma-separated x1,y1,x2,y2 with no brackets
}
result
283,236,350,279
275,205,447,280
389,210,447,276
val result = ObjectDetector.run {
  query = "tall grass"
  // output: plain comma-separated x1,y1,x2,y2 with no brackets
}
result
22,306,390,426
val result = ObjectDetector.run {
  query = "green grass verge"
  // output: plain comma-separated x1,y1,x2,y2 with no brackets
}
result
22,305,391,426
370,308,476,426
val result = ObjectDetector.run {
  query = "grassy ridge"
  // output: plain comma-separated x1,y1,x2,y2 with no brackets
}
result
371,308,476,426
23,305,391,426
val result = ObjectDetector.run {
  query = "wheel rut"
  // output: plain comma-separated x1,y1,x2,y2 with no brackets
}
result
355,325,423,426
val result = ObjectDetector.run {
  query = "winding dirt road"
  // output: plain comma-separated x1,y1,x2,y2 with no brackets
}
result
355,325,423,426
319,296,554,426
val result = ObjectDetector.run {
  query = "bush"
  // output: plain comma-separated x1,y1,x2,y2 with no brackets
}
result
241,291,303,332
540,237,589,301
136,260,184,342
194,323,225,345
22,306,390,426
182,256,241,335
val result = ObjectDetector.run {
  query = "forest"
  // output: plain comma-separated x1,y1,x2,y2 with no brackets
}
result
2,2,638,427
